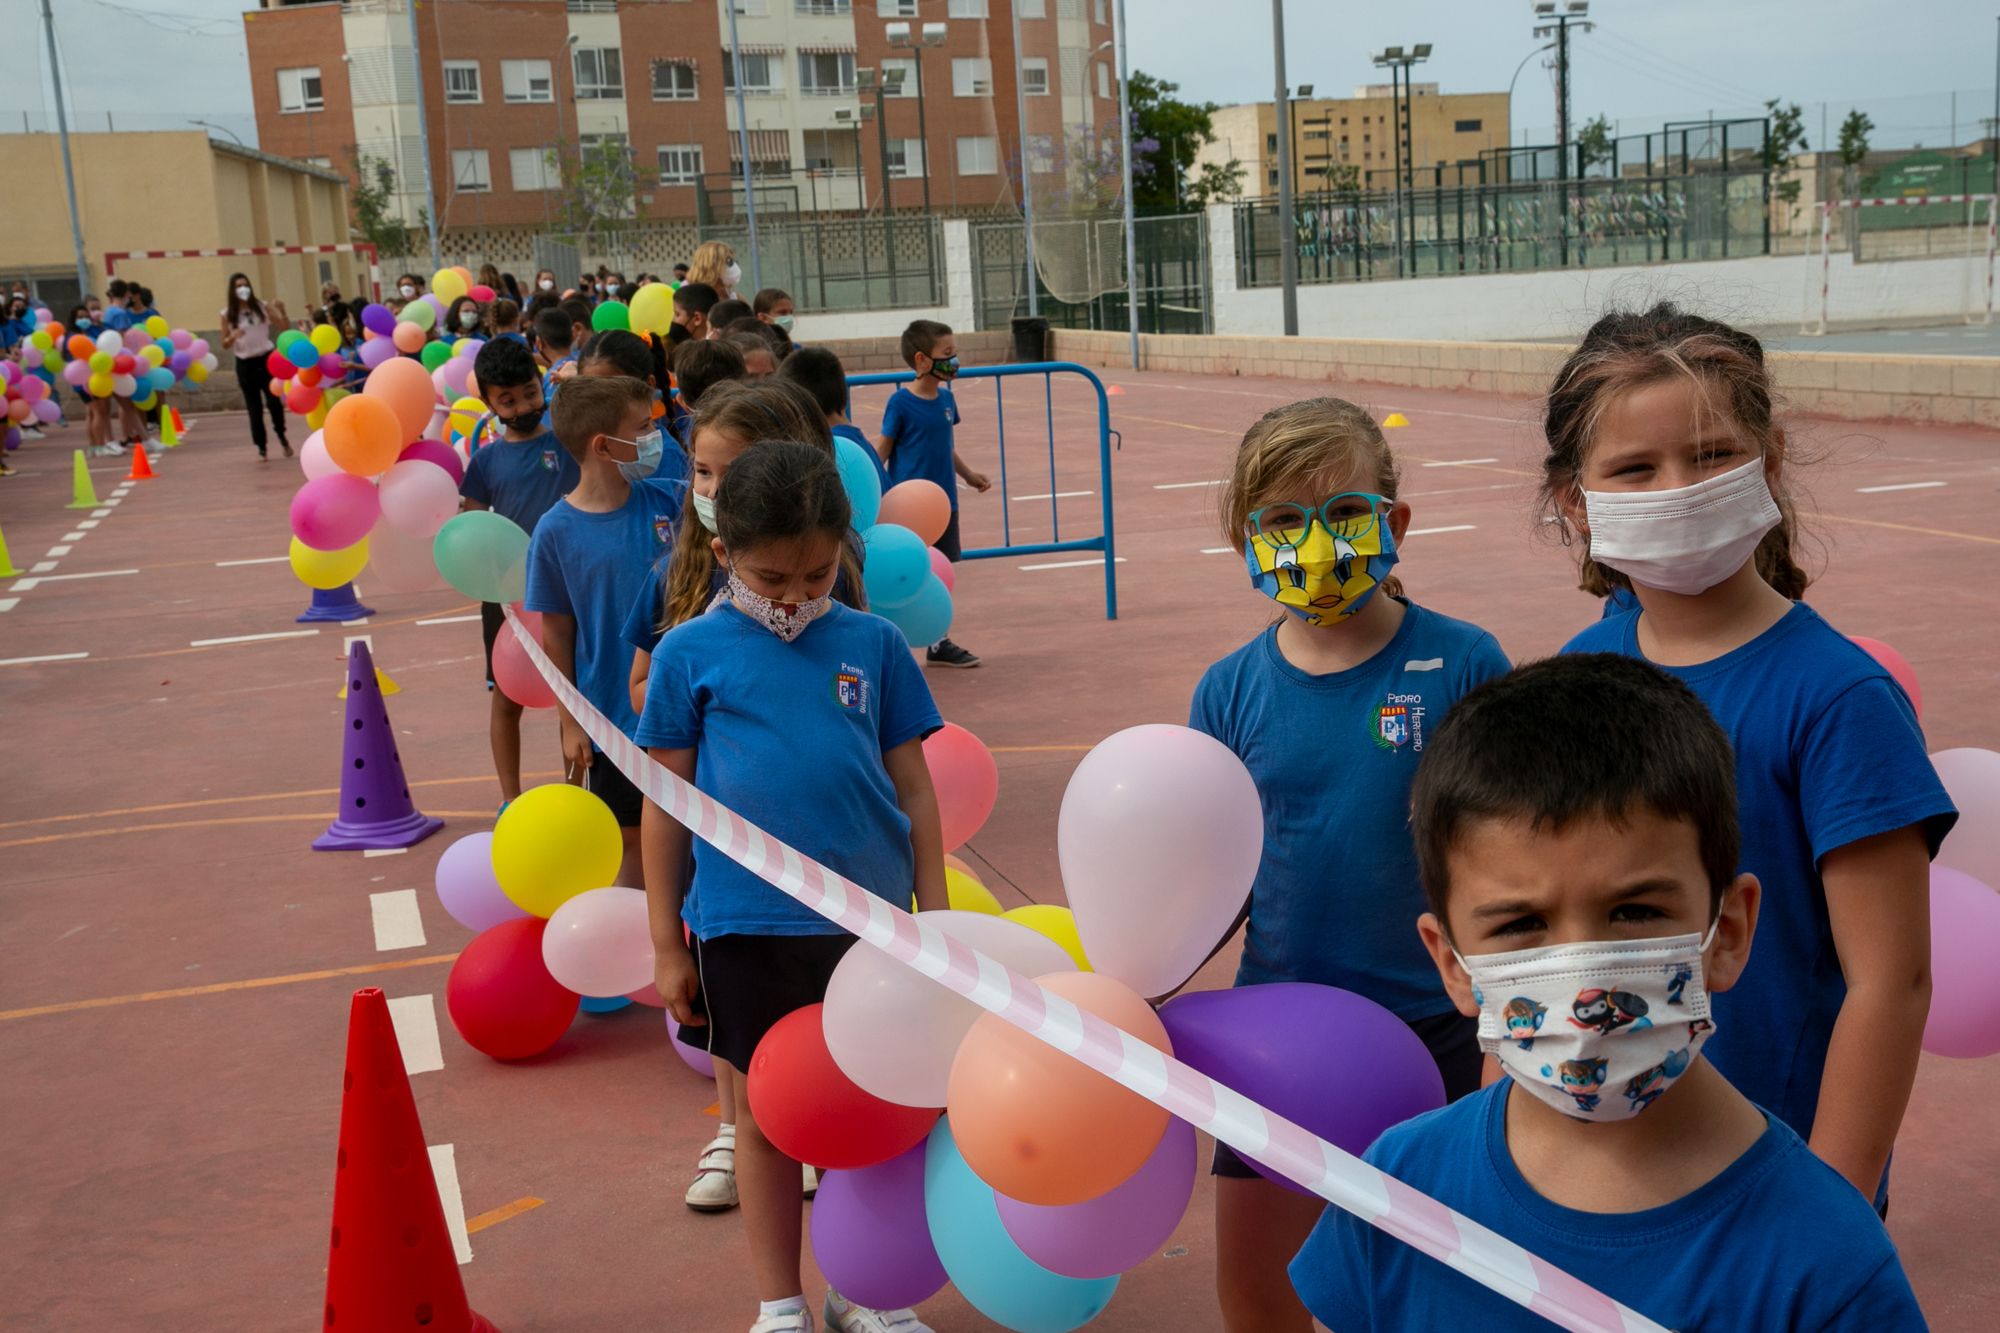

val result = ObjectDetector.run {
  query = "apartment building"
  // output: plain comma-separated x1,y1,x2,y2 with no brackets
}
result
243,0,1120,232
1194,85,1512,199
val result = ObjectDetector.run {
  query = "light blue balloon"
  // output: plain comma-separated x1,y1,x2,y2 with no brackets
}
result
433,509,531,604
147,367,174,393
861,522,930,609
924,1120,1118,1333
882,574,952,647
579,994,632,1015
834,436,883,530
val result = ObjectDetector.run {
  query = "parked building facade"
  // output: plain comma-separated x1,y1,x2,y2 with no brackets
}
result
1195,85,1512,199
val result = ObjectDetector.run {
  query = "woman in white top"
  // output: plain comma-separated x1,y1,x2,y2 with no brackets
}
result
219,272,292,460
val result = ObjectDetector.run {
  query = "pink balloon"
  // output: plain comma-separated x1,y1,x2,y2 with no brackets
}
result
542,887,655,997
378,458,461,537
289,473,380,551
440,357,473,397
298,430,341,481
434,831,529,933
62,359,89,385
923,723,998,854
121,328,150,351
21,346,44,370
470,284,496,302
928,546,955,592
190,338,210,359
33,398,60,424
1924,866,2000,1058
399,437,464,484
430,366,453,404
493,614,556,708
996,1115,1197,1279
1933,748,2000,885
667,1014,715,1077
1850,636,1922,720
170,329,193,350
318,351,346,379
366,520,448,594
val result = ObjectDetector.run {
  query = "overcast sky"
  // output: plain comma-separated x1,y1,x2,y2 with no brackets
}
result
13,0,2000,154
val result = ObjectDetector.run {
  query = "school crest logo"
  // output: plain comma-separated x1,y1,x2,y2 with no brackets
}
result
1372,703,1410,749
653,516,673,545
540,448,558,472
833,669,867,713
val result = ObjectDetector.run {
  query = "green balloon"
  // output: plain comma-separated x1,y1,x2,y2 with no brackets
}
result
591,299,630,332
432,510,530,604
420,340,453,371
274,328,303,351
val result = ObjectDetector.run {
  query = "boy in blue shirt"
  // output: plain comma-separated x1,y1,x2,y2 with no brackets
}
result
779,345,890,492
878,320,989,668
1290,654,1926,1332
525,373,683,883
459,336,580,810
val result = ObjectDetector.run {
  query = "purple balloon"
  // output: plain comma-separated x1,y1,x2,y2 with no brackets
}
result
422,293,447,318
812,1142,949,1310
398,437,465,485
318,351,346,378
1158,983,1444,1196
665,1013,715,1079
434,832,529,934
361,302,397,335
169,351,192,375
359,338,398,369
995,1116,1196,1279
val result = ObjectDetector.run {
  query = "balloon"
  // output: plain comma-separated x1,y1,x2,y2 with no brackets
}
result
290,474,381,551
433,832,530,933
628,282,677,336
96,329,121,354
880,575,953,647
1158,982,1445,1194
362,302,397,335
285,383,322,414
404,297,439,335
666,1013,716,1078
447,395,488,443
542,887,655,997
928,546,955,592
399,436,465,484
142,315,166,337
433,510,531,603
360,337,399,369
1933,748,2000,885
924,1121,1119,1333
433,267,468,302
364,354,442,443
998,1115,1195,1279
62,360,89,386
492,782,622,918
87,372,114,399
879,480,951,546
365,520,449,594
824,911,1075,1107
100,352,124,374
188,362,211,385
469,283,496,303
1924,866,2000,1058
420,340,453,372
445,917,580,1060
591,299,630,331
297,365,324,389
276,328,305,352
286,340,319,371
748,1005,941,1170
392,323,427,354
1059,725,1263,998
924,723,998,853
944,868,1001,915
811,1144,949,1312
1002,905,1091,970
440,356,474,398
191,337,211,359
317,351,346,379
860,523,930,608
378,458,461,537
123,328,151,351
287,534,368,590
579,994,632,1014
323,393,404,477
493,616,557,709
1849,636,1922,718
309,323,341,355
830,435,884,530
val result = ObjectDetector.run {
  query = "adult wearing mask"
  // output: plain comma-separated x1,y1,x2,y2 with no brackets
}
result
686,241,740,300
393,273,425,312
218,272,292,461
444,294,488,339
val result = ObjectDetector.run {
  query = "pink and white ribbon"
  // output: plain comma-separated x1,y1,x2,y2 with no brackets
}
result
503,608,1669,1333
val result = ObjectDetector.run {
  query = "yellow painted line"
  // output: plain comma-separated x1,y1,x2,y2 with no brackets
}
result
465,1196,545,1235
0,772,559,833
0,952,460,1022
1823,512,2000,547
0,811,494,850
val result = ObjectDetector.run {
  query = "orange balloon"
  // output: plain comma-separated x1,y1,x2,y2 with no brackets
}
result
946,970,1171,1206
363,354,440,442
67,334,94,360
392,323,426,354
323,393,405,477
879,480,952,546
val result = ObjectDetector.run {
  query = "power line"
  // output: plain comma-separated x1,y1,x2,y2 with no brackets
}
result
75,0,238,38
1580,45,1764,118
1591,29,1764,105
1582,35,1768,111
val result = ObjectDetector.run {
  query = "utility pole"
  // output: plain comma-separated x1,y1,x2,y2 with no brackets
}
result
1533,2,1592,265
725,0,762,291
40,0,91,299
404,0,441,271
1271,0,1298,336
1011,0,1038,318
1115,0,1138,365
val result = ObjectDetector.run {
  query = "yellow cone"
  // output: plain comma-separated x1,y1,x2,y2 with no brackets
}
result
339,666,402,699
0,520,22,578
65,449,99,509
1382,412,1410,428
159,408,180,448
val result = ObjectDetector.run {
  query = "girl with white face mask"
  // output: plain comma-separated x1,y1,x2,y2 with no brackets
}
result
1546,303,1957,1210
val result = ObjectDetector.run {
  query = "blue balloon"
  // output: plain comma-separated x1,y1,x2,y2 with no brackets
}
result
285,339,319,371
861,522,930,608
579,994,633,1015
924,1120,1118,1333
881,574,952,647
147,367,174,393
834,436,883,530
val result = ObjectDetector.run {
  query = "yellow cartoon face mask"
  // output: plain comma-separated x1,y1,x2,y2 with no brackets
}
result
1243,494,1399,625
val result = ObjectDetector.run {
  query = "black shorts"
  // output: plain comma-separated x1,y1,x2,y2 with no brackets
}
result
481,601,505,685
934,510,962,563
1211,1007,1482,1178
681,932,857,1073
582,749,645,827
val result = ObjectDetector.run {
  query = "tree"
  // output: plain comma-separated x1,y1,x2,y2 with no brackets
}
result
1837,110,1874,171
1189,158,1248,205
1576,114,1614,173
1127,70,1237,211
1761,99,1810,205
549,136,639,247
347,148,419,257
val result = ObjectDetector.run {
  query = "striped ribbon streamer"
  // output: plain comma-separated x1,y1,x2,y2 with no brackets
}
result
501,607,1668,1333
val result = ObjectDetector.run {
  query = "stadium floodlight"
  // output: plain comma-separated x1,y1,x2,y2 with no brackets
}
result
1297,84,1314,97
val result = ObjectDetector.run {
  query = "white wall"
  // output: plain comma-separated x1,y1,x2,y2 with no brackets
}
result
793,217,975,338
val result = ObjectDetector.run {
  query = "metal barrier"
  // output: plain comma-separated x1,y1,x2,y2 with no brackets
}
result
847,362,1118,620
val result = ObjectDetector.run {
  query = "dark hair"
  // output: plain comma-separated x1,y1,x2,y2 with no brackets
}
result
673,262,690,275
777,345,850,419
327,301,359,344
138,286,155,308
490,297,521,329
551,373,653,462
534,306,575,354
1411,654,1740,927
673,338,748,409
445,293,486,336
1540,302,1809,600
709,298,753,329
472,335,540,393
581,328,669,387
723,316,780,346
713,439,853,556
397,273,425,292
673,282,720,316
900,318,952,366
723,330,779,368
107,278,129,299
751,287,792,315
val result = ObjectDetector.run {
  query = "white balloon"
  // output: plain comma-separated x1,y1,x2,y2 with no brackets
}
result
542,887,655,997
298,430,339,481
378,458,461,537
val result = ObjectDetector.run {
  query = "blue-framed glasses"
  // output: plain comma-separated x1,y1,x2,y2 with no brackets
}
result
1246,492,1391,543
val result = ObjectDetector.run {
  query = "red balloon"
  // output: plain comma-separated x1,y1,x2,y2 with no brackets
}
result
748,1004,941,1170
111,353,134,375
1849,635,1923,720
266,350,291,378
445,917,581,1060
923,722,999,853
493,610,555,708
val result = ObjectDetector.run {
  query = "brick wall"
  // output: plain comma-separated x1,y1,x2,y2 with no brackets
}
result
243,1,353,175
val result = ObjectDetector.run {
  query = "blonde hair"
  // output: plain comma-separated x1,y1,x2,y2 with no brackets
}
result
1221,397,1406,601
686,241,737,296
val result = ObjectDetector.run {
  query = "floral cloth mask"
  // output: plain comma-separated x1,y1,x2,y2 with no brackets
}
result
721,570,832,643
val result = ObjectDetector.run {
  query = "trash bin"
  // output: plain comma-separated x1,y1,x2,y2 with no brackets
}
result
1010,316,1050,364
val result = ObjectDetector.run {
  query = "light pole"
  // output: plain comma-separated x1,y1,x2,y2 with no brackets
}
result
1371,45,1429,278
39,0,90,299
1011,1,1039,318
886,21,947,217
1533,2,1592,265
548,34,577,229
1505,42,1555,181
1270,0,1297,335
725,0,762,290
403,0,441,271
1115,0,1137,362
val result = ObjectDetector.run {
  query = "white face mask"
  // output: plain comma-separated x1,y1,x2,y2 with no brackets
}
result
234,285,252,300
460,311,481,330
399,284,416,299
772,313,795,331
1581,458,1780,597
1457,923,1719,1123
539,278,555,291
723,261,742,288
724,569,832,643
691,490,719,533
606,282,621,296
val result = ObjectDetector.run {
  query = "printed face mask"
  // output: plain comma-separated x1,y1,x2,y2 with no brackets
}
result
1582,457,1781,596
725,569,831,643
609,429,663,483
927,354,960,381
691,490,719,533
1456,922,1719,1123
1243,494,1399,625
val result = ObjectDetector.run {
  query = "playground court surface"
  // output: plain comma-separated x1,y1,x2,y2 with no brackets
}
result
2,365,1997,1331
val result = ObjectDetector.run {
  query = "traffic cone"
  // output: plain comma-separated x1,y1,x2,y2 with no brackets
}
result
298,582,376,624
125,443,155,481
339,668,403,698
1381,412,1410,428
159,408,180,449
0,521,21,578
170,406,188,438
314,639,444,851
323,988,500,1333
65,449,98,510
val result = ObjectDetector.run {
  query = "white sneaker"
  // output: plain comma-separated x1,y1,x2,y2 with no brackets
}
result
823,1292,930,1333
685,1127,739,1212
103,441,125,455
804,1164,820,1198
750,1307,814,1333
20,427,43,440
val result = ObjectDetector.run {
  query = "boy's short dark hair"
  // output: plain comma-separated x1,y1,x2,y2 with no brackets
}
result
1411,654,1740,925
673,262,690,276
559,296,592,329
722,316,780,346
777,345,849,419
472,335,540,394
751,287,792,315
534,307,575,353
107,278,130,299
710,299,753,329
900,318,952,367
551,374,652,462
673,338,747,409
674,282,720,316
723,330,777,364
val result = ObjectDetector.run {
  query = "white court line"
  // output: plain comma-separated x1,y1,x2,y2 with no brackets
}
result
1200,547,1236,555
428,1143,473,1264
0,652,88,666
363,847,409,858
1855,481,1947,494
90,508,110,518
29,562,56,574
32,568,137,581
76,520,100,529
1420,457,1500,468
389,993,444,1075
1154,479,1226,490
7,580,36,592
343,617,371,626
417,613,483,626
187,629,319,648
1408,524,1478,536
215,555,290,567
370,889,427,951
101,498,120,507
1010,490,1095,502
60,532,85,542
1019,556,1129,572
0,599,18,614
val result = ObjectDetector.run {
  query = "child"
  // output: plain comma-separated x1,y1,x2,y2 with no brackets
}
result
1191,396,1510,1333
533,306,577,394
1545,304,1955,1204
671,282,721,349
637,439,948,1333
524,374,684,886
445,295,487,340
779,345,890,493
670,338,749,443
575,329,688,483
878,320,990,669
709,299,754,335
1290,653,1927,1330
721,328,778,378
490,298,527,347
459,337,579,810
752,287,796,333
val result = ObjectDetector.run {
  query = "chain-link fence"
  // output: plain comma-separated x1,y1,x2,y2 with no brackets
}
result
972,213,1210,335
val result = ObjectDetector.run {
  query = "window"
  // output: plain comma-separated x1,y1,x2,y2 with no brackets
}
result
509,147,557,191
657,144,704,186
721,51,782,93
442,60,481,104
796,0,851,12
951,57,992,98
1058,0,1083,16
277,66,323,114
880,57,916,98
798,51,856,96
956,135,998,176
303,156,334,170
652,59,697,101
877,0,916,14
573,47,623,100
502,59,553,103
451,149,491,193
1095,60,1109,100
1455,118,1482,132
1026,132,1056,173
1093,0,1106,21
803,130,842,171
947,0,988,15
1021,57,1049,97
886,136,925,178
1017,0,1045,14
1265,133,1277,153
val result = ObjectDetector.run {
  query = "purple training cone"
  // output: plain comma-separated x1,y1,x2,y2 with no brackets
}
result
314,639,444,852
298,582,376,624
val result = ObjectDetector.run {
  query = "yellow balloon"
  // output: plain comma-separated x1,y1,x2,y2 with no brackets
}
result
1002,905,1092,971
310,324,341,355
433,267,468,302
944,867,1003,915
141,344,167,367
290,535,370,590
144,315,168,337
628,282,676,336
492,783,623,917
87,372,113,398
447,394,487,443
187,363,210,384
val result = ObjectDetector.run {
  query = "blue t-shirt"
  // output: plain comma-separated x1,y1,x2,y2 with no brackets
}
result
834,422,891,492
633,601,942,937
457,429,579,535
101,306,132,332
1563,603,1956,1142
880,385,960,508
523,477,685,738
1190,603,1510,1016
620,531,866,658
1290,1080,1925,1332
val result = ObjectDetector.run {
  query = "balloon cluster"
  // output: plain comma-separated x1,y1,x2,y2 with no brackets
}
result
264,324,353,426
834,451,959,647
45,313,214,409
1,360,59,450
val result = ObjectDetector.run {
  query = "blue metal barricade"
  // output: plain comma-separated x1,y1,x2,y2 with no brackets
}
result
846,361,1118,620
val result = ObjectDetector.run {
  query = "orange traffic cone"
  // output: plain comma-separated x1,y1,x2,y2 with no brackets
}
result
125,443,155,481
322,988,499,1333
